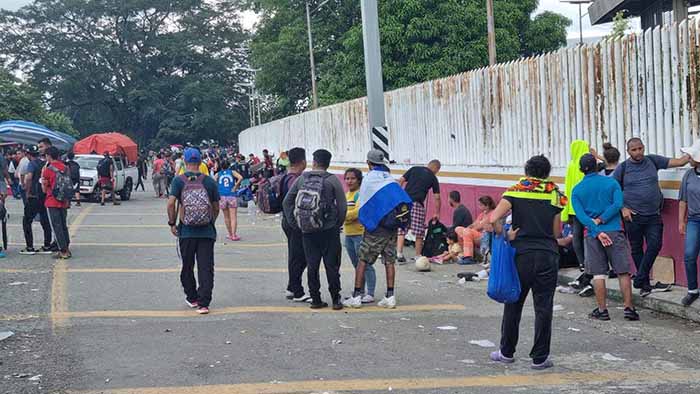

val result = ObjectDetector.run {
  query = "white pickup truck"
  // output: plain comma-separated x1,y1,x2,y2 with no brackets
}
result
75,154,138,202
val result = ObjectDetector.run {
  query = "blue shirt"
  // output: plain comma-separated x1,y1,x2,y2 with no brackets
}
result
571,173,624,237
217,169,236,197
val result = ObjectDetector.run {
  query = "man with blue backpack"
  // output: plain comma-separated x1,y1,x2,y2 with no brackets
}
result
282,149,347,310
344,150,412,309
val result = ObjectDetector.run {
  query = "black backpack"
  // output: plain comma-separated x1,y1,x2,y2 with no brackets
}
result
379,202,412,231
422,219,448,257
97,158,111,177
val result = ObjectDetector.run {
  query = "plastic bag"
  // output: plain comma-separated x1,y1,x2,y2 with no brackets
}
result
486,232,521,304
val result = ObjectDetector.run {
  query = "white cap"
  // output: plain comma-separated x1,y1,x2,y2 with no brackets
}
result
681,140,700,161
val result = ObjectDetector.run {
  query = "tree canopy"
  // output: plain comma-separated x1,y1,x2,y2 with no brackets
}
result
249,0,571,118
0,67,78,137
0,0,251,147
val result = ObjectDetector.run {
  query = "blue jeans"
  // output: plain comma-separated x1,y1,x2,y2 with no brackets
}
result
624,214,664,288
684,219,700,291
345,235,376,296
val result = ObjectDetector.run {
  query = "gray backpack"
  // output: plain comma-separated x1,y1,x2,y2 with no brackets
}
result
294,173,329,233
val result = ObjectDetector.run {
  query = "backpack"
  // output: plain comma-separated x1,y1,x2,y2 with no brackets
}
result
48,165,75,202
294,173,330,233
97,158,111,177
379,202,412,231
67,161,80,183
422,219,448,257
161,160,173,176
178,174,212,226
256,173,286,214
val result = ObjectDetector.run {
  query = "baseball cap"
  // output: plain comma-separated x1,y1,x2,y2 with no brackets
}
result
681,140,700,161
367,149,388,165
579,153,598,174
184,148,202,164
26,146,40,157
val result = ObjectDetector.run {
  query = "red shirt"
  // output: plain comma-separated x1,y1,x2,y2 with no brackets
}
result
42,160,69,209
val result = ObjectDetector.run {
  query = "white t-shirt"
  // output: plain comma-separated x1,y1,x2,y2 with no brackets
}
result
16,157,30,177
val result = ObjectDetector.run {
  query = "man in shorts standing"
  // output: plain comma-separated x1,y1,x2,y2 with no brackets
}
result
97,152,119,206
572,154,639,321
396,160,441,264
344,150,412,309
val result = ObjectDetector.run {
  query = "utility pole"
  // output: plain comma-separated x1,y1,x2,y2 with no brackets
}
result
560,1,592,46
486,0,496,66
360,0,390,160
305,1,319,109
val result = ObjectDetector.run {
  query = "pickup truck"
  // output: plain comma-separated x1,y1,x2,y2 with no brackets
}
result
75,154,138,202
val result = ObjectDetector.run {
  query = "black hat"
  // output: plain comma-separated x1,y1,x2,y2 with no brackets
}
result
579,154,598,174
26,146,40,157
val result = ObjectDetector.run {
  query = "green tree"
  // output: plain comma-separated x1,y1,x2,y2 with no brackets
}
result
608,10,630,40
0,0,250,146
249,0,571,115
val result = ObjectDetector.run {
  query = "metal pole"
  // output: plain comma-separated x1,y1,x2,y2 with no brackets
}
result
486,0,496,66
360,0,389,159
579,3,583,45
306,2,319,109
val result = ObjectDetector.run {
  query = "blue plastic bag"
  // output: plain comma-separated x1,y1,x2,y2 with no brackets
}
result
487,232,521,304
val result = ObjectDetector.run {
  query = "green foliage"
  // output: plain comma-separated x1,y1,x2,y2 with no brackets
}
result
0,0,251,146
249,0,571,117
0,67,79,137
608,10,630,40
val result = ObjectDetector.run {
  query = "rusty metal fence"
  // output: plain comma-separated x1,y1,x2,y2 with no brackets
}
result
240,18,700,169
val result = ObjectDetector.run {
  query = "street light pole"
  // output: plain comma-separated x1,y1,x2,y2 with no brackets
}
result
486,0,496,66
305,1,319,109
360,0,390,160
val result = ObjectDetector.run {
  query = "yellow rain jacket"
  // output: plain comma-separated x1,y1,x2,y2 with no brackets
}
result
561,140,590,222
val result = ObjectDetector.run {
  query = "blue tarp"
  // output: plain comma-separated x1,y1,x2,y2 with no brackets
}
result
0,120,76,151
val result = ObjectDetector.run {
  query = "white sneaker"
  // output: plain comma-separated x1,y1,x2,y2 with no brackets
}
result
378,296,396,309
361,294,375,304
342,295,362,308
293,294,311,303
285,290,294,300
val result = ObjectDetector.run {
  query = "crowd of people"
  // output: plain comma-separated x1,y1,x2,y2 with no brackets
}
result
161,137,700,370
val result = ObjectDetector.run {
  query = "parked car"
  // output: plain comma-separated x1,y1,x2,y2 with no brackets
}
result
75,154,138,202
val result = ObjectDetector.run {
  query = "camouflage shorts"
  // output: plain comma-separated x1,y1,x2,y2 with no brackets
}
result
358,230,397,265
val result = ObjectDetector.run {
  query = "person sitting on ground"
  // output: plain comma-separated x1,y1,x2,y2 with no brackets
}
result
572,154,640,322
396,160,441,264
430,231,461,264
449,190,472,230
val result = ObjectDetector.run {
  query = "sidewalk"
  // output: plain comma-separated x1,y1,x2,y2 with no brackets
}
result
558,268,700,323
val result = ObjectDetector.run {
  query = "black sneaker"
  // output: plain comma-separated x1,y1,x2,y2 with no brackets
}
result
640,286,652,297
590,308,611,321
19,247,37,255
37,246,53,255
624,307,640,321
332,296,343,311
651,282,673,293
578,285,594,297
309,301,328,309
682,292,699,307
397,256,407,265
567,280,581,290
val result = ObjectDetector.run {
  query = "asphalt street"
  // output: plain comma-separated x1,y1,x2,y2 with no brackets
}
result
2,183,700,394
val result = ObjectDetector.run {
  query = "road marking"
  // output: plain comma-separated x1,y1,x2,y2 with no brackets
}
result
14,242,287,248
0,314,41,321
55,304,465,319
0,268,43,273
51,205,93,331
66,267,354,273
67,370,700,394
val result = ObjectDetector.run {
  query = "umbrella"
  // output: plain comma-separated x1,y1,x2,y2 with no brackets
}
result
0,120,77,151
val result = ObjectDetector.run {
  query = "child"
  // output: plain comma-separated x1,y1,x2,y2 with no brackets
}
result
431,231,462,264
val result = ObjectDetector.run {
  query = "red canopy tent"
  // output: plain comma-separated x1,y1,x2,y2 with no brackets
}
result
73,133,139,164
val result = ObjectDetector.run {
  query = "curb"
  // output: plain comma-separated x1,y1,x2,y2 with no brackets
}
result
558,268,700,324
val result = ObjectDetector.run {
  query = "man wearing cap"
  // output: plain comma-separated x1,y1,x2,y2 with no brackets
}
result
167,148,220,315
344,150,412,309
20,146,54,255
572,154,639,321
613,138,690,297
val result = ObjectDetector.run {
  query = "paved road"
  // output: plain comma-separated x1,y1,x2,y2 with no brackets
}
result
2,184,700,394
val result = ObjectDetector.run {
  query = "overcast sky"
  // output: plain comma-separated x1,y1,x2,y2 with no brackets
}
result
3,0,633,38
